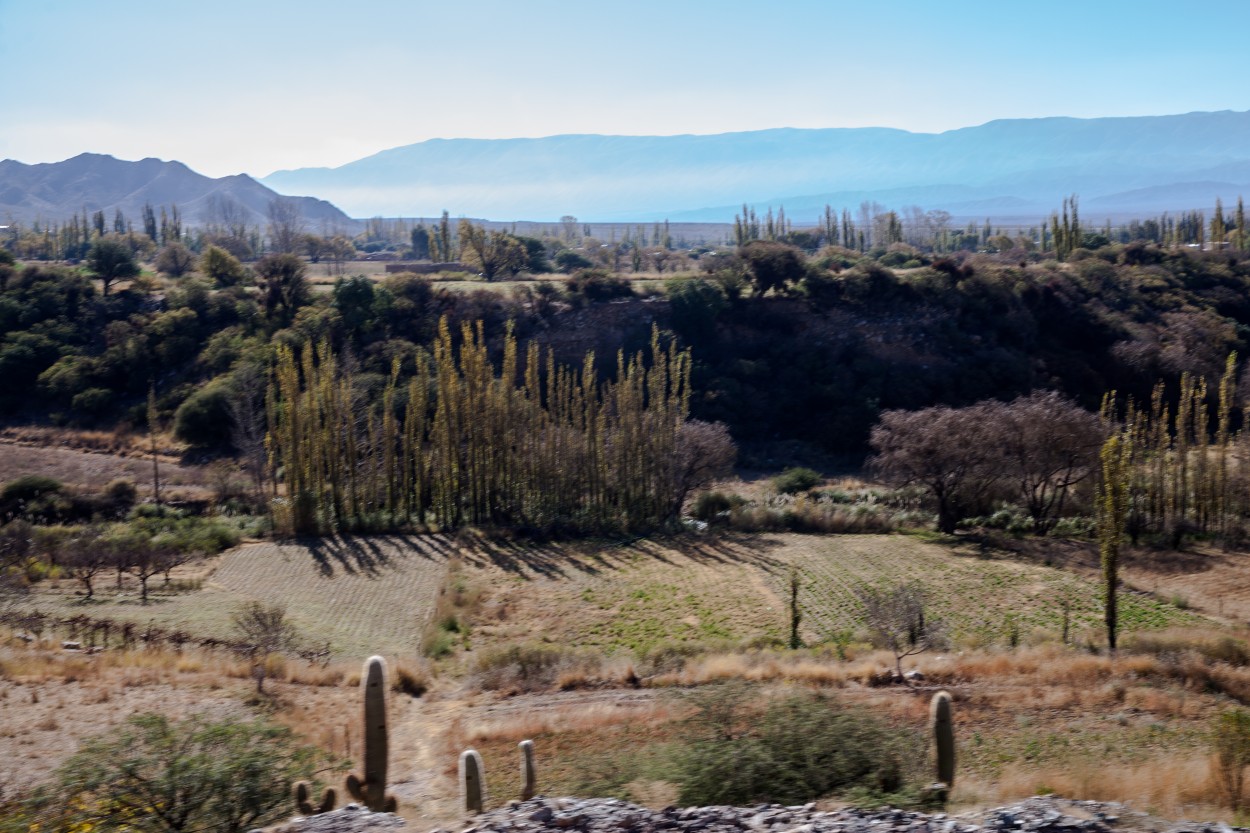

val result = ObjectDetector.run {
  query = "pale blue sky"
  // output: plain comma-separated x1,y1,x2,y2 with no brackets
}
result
1,0,1246,178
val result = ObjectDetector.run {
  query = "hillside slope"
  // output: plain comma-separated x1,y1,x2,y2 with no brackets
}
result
0,153,357,229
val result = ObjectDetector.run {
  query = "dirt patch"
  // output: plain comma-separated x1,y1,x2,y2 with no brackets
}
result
0,440,207,496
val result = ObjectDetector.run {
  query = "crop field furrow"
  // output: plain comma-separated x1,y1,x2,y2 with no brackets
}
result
21,536,453,658
759,535,1200,647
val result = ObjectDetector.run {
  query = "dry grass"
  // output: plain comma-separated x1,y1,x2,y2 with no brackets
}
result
463,699,680,744
0,436,207,494
958,755,1225,821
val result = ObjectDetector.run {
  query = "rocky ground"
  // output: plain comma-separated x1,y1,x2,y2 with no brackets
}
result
271,796,1246,833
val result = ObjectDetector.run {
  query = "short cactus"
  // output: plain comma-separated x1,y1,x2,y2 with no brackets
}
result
931,690,955,789
294,781,336,815
519,739,536,801
460,748,486,814
345,656,398,813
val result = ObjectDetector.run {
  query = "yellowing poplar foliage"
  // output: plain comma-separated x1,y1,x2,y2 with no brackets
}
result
265,318,695,535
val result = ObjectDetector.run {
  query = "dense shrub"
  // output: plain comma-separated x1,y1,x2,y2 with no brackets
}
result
471,643,602,692
772,467,822,494
23,713,328,833
672,685,924,806
173,380,234,449
690,490,744,522
1213,710,1250,811
555,250,595,273
567,268,633,301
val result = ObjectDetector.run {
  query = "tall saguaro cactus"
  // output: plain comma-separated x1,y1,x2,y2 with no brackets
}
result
460,749,486,814
345,656,398,812
519,739,536,801
931,690,955,789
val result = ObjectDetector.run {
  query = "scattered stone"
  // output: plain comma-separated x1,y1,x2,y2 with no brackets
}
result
272,803,406,833
446,796,1250,833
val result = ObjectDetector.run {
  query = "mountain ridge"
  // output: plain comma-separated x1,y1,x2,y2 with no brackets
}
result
0,153,358,230
259,110,1250,222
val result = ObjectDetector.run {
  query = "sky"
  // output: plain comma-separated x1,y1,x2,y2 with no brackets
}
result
2,0,1248,179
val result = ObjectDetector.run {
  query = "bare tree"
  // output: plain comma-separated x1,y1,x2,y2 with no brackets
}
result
872,394,1102,536
267,198,304,255
668,420,737,517
126,540,165,604
205,194,254,257
231,602,299,693
870,403,1003,533
227,363,270,501
58,526,111,599
0,520,32,610
856,582,945,678
994,392,1104,534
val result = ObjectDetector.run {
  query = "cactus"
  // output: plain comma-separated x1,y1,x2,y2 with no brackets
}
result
294,781,336,815
519,739,536,801
931,690,955,789
345,656,398,812
460,749,485,814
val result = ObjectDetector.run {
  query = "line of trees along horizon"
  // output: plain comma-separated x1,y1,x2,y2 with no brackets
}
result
6,191,1246,266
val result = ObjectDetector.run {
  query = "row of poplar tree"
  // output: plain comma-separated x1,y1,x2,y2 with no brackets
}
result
264,320,698,536
1098,356,1243,551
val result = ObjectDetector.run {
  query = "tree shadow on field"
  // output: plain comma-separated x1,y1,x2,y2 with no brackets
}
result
1126,546,1226,577
300,534,454,578
952,532,1225,580
458,530,788,580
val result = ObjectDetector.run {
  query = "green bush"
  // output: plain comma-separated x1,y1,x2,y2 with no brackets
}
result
25,713,329,833
2,475,63,503
672,684,923,806
1213,710,1250,811
555,250,594,273
568,268,634,301
174,381,234,449
70,386,113,417
691,490,743,522
772,467,822,494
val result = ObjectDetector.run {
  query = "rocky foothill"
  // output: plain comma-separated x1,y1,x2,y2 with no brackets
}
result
268,796,1248,833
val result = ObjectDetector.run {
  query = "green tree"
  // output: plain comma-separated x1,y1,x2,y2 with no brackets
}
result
86,236,140,296
332,275,377,337
1097,431,1130,653
199,245,248,287
737,240,805,295
174,380,234,449
41,713,324,833
410,224,431,260
255,253,310,323
458,220,526,280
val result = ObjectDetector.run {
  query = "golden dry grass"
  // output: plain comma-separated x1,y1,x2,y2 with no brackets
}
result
0,435,207,494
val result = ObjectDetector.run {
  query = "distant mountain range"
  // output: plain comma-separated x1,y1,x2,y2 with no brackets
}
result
0,153,355,230
260,110,1250,223
6,111,1250,229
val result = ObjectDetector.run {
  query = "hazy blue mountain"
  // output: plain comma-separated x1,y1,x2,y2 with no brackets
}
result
260,111,1250,222
0,153,357,229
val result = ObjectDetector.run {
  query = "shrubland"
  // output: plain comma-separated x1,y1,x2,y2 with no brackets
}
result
8,215,1250,825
